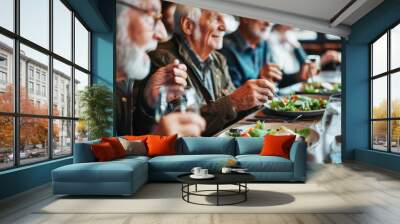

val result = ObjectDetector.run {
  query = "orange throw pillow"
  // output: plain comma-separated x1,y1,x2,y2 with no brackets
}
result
91,142,117,162
146,135,177,157
101,137,126,158
123,135,149,141
260,134,296,159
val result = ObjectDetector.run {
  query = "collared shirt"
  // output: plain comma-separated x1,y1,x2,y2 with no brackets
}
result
180,37,215,99
220,31,271,87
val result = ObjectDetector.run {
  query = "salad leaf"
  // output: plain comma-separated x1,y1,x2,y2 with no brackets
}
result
296,128,311,137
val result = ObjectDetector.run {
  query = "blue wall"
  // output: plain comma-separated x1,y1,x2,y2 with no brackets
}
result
344,0,400,170
0,0,115,200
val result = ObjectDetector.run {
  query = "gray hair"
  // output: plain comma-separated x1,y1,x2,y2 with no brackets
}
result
116,0,141,18
173,4,202,36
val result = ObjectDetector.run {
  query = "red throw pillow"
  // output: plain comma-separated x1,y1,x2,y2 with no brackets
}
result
91,142,117,162
101,137,126,158
260,134,296,159
146,135,177,157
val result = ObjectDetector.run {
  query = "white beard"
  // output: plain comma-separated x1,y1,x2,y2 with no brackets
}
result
117,11,158,80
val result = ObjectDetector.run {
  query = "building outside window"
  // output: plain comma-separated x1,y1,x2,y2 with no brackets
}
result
0,0,91,170
370,22,400,154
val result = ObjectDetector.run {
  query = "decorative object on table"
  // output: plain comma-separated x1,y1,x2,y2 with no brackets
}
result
177,173,255,206
264,94,327,117
222,167,249,174
221,167,232,173
79,84,113,140
190,167,214,179
225,159,238,167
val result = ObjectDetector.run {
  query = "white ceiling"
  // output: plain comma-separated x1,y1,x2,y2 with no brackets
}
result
169,0,384,38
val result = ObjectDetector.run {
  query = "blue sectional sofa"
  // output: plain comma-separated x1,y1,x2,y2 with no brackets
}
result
52,137,307,196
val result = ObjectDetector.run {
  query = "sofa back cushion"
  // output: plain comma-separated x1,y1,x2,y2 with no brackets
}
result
73,140,100,163
236,137,264,155
177,137,235,155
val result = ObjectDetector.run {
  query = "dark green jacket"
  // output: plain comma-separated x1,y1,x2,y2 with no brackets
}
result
133,35,238,136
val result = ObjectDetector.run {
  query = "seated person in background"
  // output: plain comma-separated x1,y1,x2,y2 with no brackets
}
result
134,4,276,136
221,19,318,88
269,24,339,86
161,1,176,41
116,0,205,137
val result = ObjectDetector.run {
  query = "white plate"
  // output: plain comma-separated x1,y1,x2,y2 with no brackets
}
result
190,174,215,179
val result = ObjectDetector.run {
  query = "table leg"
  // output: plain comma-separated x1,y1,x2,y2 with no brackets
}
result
195,184,197,192
217,184,219,206
245,183,247,201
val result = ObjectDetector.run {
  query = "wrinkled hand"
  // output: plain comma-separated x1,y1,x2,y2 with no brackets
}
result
153,112,206,137
321,50,341,66
229,79,276,111
299,62,318,81
144,59,188,108
259,64,282,82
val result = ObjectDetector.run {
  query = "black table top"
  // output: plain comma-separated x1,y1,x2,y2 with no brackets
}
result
177,172,255,185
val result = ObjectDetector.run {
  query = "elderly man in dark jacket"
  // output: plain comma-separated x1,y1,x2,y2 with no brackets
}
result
116,0,205,137
134,4,276,136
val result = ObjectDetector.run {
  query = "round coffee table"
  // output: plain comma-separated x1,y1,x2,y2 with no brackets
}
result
177,173,255,206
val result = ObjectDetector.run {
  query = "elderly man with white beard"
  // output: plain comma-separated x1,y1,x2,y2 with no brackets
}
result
116,0,205,136
134,4,277,136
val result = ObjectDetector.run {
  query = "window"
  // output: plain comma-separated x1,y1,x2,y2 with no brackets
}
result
0,0,91,170
370,22,400,154
28,67,34,80
0,71,6,85
28,81,34,94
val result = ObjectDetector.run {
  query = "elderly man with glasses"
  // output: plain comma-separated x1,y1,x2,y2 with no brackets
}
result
116,0,205,136
133,4,277,136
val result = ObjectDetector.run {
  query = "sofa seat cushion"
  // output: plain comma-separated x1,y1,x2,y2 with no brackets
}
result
53,159,147,183
149,154,235,172
236,155,293,172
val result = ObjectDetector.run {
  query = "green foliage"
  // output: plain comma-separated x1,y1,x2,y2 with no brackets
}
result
79,84,113,140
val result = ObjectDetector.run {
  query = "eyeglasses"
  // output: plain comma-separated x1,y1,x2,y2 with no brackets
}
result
117,0,162,30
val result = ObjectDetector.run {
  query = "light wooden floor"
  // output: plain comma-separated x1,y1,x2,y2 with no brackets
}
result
1,162,400,224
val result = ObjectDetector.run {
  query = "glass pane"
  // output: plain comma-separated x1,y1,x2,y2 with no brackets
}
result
372,33,387,76
75,17,89,70
75,120,88,143
20,44,49,115
74,69,89,118
372,76,387,119
53,0,72,60
391,24,400,70
391,120,400,153
391,72,400,118
53,119,72,157
0,0,14,31
53,59,72,117
20,117,49,165
0,35,14,112
0,116,14,170
372,121,388,151
20,0,49,49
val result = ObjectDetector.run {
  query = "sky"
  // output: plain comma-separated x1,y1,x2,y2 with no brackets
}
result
0,0,89,74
